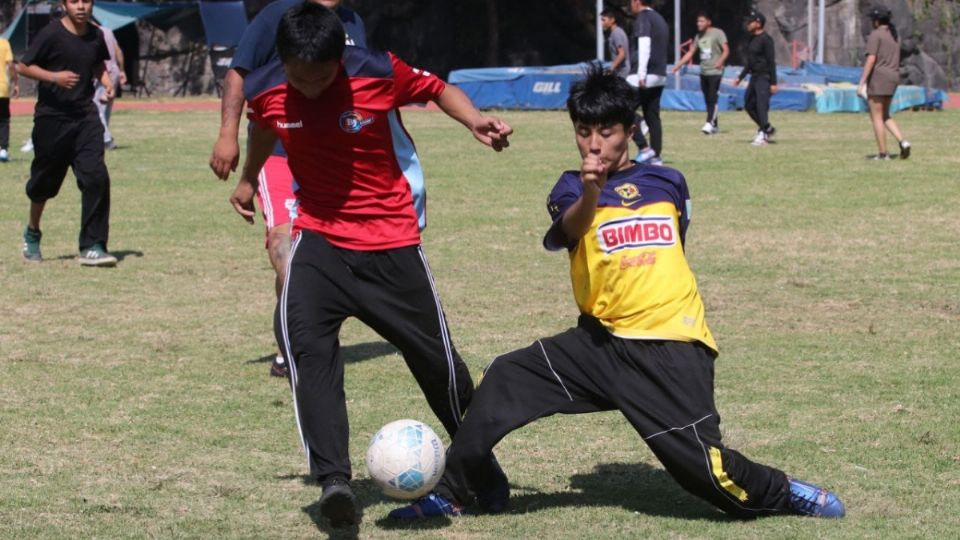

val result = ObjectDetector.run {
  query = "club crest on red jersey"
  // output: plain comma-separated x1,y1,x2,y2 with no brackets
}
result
339,111,375,133
597,216,675,255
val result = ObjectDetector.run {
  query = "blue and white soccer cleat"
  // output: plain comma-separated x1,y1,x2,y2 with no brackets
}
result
387,492,464,520
634,147,657,164
787,478,846,518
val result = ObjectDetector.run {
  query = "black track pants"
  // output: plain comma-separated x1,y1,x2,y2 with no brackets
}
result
632,85,664,156
744,76,772,132
25,112,110,251
436,316,792,518
277,230,475,483
701,75,722,127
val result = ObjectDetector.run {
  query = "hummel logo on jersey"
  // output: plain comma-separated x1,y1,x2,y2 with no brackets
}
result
277,120,303,129
339,111,375,133
597,216,675,255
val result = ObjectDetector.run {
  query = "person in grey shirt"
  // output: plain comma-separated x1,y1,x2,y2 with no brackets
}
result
602,8,630,79
628,0,668,164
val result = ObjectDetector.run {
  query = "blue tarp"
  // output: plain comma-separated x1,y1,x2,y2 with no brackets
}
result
816,85,930,113
451,64,819,111
803,62,864,84
451,62,947,112
661,90,736,112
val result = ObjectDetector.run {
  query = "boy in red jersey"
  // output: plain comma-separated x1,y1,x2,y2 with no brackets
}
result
228,3,512,527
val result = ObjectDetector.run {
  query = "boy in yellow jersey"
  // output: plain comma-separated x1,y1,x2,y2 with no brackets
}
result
390,66,845,521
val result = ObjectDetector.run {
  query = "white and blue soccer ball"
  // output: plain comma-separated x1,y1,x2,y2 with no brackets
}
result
366,419,445,500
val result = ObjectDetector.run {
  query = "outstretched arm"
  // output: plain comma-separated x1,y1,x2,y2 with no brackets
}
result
434,84,513,152
672,46,696,73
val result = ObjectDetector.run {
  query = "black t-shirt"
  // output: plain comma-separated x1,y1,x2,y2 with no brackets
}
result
20,20,109,117
630,8,669,76
738,33,777,82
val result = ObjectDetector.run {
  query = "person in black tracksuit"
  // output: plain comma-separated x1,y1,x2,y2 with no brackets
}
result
17,0,117,266
733,11,778,145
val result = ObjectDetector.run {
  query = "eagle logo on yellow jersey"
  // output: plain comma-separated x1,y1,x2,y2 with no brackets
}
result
614,183,642,206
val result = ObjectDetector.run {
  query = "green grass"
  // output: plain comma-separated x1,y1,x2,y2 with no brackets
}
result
1,105,958,539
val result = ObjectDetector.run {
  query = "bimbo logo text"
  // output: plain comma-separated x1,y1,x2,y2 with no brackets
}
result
597,216,675,254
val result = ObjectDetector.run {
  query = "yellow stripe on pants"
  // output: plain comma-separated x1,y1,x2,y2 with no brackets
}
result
709,446,749,502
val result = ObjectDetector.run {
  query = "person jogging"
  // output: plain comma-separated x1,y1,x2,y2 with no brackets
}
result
672,11,729,134
733,10,778,146
17,0,117,266
388,66,846,523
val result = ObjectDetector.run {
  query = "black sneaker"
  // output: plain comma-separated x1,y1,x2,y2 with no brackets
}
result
269,355,289,378
899,140,911,160
78,244,118,267
22,226,42,263
319,478,357,527
764,125,776,140
868,153,892,161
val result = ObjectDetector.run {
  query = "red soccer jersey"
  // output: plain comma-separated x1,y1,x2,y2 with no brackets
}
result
244,47,446,250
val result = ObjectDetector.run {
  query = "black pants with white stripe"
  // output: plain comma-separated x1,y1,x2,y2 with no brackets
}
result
436,315,792,518
700,74,722,128
278,230,474,483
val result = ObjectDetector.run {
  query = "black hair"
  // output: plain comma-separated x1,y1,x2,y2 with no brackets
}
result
869,8,898,41
696,11,712,21
600,8,619,19
567,64,636,129
276,2,346,64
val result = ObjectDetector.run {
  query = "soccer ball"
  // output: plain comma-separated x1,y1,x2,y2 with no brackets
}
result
366,419,445,500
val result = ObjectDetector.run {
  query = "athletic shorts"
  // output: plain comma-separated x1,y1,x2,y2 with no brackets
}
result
255,155,298,240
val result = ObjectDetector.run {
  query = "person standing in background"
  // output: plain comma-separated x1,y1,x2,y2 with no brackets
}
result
733,11,777,146
0,36,19,162
601,8,630,80
628,0,668,165
92,21,126,150
672,12,728,135
857,7,910,160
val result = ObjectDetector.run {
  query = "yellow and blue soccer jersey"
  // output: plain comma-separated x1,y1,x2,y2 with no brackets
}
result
543,164,717,352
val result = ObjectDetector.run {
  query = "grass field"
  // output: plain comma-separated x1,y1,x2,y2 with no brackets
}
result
1,104,958,539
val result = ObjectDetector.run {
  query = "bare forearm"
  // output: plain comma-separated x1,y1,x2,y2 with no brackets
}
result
859,56,876,86
219,69,246,139
17,63,55,83
435,84,483,130
611,48,625,70
718,44,730,67
240,123,278,188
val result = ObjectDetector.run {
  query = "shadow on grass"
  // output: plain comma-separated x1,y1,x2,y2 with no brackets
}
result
504,462,732,522
52,249,144,262
299,478,448,538
246,341,398,365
